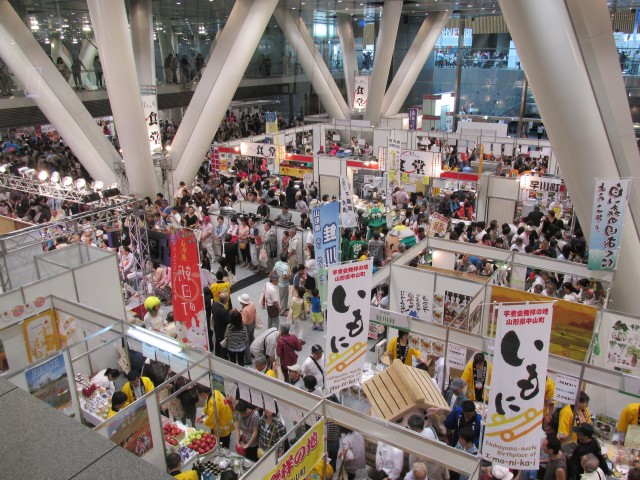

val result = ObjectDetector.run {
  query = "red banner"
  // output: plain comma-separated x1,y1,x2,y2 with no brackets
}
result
170,228,209,351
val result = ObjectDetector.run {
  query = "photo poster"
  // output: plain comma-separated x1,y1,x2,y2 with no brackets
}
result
55,311,81,349
325,260,373,394
483,302,554,469
605,313,640,370
408,333,445,361
107,398,154,457
25,353,72,415
490,286,596,361
589,179,630,271
169,228,209,351
593,414,617,442
22,308,61,363
442,291,473,327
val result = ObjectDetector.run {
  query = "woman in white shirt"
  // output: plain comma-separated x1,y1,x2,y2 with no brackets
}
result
91,368,122,391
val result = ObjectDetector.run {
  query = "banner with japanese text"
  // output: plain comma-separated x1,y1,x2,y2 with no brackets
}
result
428,212,449,238
325,260,373,394
483,303,554,469
140,86,161,152
588,178,630,271
353,76,370,112
339,176,358,228
265,111,278,134
387,138,401,227
408,107,419,130
267,419,324,480
170,228,209,350
240,141,278,158
312,202,340,268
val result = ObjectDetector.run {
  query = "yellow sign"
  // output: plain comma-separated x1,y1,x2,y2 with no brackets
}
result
423,176,430,185
401,173,409,183
389,171,396,182
266,419,324,480
279,165,313,178
23,309,60,363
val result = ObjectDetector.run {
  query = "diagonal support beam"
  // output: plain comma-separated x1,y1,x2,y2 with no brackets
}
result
337,14,357,111
382,11,451,116
365,0,403,125
88,0,158,197
0,0,117,184
498,0,640,314
171,0,278,186
273,8,349,120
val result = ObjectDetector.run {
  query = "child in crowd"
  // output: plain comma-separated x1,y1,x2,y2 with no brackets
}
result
310,288,323,331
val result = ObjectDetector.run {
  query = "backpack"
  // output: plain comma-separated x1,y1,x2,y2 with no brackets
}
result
549,405,569,434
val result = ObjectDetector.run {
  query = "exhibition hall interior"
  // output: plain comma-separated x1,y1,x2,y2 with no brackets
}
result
2,0,640,479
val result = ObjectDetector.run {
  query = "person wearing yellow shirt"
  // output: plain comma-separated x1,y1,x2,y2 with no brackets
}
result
461,353,492,402
121,369,155,406
385,330,425,366
306,454,334,479
615,402,640,444
197,390,235,449
545,376,556,417
210,271,231,309
558,391,591,444
254,354,277,378
166,452,198,480
107,391,127,419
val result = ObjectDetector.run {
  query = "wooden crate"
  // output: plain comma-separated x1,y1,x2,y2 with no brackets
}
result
362,359,450,422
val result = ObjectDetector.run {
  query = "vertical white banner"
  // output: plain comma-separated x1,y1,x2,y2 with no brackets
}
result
353,75,370,112
140,85,161,152
325,260,373,394
339,176,358,228
483,303,554,469
386,138,401,227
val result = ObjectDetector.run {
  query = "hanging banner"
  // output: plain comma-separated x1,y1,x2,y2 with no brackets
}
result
140,85,161,152
483,302,554,469
312,202,340,268
428,212,449,238
240,142,278,158
339,176,358,228
588,178,630,271
279,165,312,178
353,75,370,112
325,260,373,394
266,419,324,480
399,149,440,177
387,138,401,227
408,107,419,131
265,111,278,134
170,228,209,350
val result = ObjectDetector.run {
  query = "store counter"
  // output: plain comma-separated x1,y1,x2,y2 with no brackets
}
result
75,374,113,426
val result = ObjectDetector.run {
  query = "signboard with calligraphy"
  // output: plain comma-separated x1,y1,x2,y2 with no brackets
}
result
169,228,209,351
408,107,419,131
397,282,435,323
339,176,358,228
520,176,562,193
140,87,161,152
325,260,373,394
483,303,553,469
240,141,278,158
588,178,630,271
429,212,449,238
312,202,340,268
398,149,440,178
266,419,324,480
353,75,370,112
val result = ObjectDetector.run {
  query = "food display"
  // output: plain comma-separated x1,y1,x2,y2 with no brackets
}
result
185,430,217,456
193,452,254,478
75,374,113,421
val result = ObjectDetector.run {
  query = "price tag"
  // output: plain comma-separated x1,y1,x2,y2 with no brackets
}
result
554,373,580,404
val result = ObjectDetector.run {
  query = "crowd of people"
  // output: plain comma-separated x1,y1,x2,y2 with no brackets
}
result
434,49,511,69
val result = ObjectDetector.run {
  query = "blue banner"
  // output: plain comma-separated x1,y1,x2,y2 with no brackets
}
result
312,202,339,268
408,107,418,131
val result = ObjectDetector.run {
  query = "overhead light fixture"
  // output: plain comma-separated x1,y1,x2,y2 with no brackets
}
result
62,176,73,187
50,172,60,184
76,178,87,190
0,164,10,174
38,170,49,182
127,327,184,355
92,180,104,191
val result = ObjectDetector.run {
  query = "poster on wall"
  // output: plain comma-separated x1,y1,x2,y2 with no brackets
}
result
483,302,553,469
399,289,434,323
353,76,370,112
588,178,630,271
408,333,445,360
325,260,373,394
312,202,340,268
266,419,325,480
605,314,640,370
443,291,472,327
107,399,154,457
170,228,209,351
23,309,60,363
490,286,596,361
339,176,358,228
25,353,73,415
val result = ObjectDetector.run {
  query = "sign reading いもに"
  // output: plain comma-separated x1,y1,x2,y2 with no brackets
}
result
267,419,325,480
170,228,209,350
483,303,553,470
325,260,373,394
588,178,630,271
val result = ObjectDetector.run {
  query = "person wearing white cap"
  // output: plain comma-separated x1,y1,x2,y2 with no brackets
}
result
238,293,258,365
287,364,304,389
484,465,514,480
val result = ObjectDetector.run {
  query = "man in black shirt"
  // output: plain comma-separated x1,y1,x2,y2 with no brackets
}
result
569,424,610,480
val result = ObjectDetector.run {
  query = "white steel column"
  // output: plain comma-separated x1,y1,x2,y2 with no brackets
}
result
79,37,97,87
171,0,278,185
273,8,349,120
381,11,450,116
365,0,403,125
0,1,116,183
130,0,156,86
337,14,357,111
88,0,157,197
498,0,640,314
